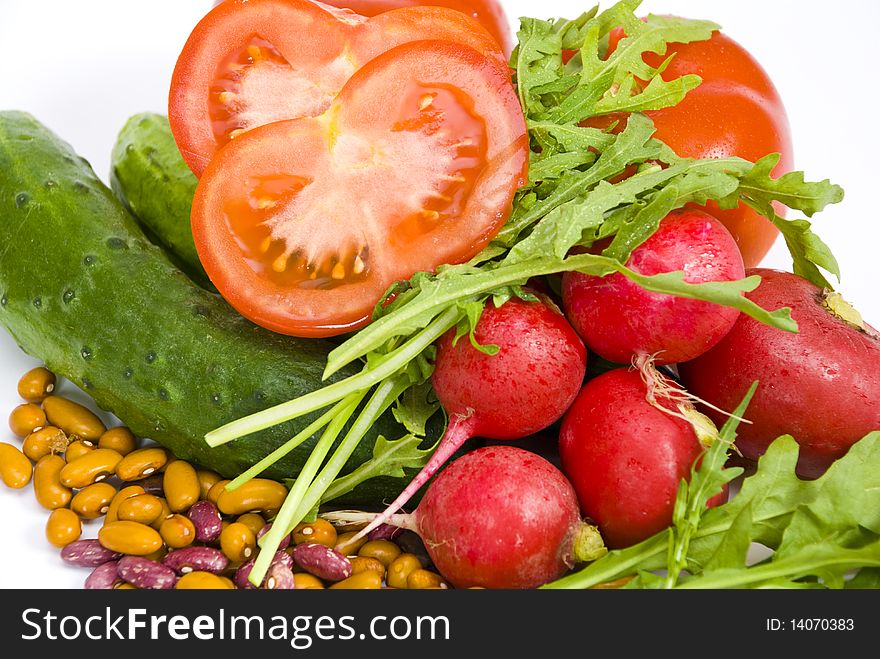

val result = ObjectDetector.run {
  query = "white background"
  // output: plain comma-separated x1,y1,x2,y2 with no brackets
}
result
1,0,878,589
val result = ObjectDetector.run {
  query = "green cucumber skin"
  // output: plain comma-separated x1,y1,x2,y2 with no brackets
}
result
0,111,413,504
110,113,212,289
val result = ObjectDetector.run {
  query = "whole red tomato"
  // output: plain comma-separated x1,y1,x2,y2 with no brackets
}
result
600,26,793,268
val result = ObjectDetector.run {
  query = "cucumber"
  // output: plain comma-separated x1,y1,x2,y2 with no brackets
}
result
109,113,210,289
0,111,420,505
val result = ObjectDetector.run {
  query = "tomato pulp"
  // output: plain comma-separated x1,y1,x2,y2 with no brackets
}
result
171,0,506,176
191,41,528,337
319,0,514,54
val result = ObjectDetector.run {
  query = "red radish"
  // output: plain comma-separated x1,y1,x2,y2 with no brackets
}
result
329,445,606,588
679,268,880,479
559,368,721,549
355,294,587,539
562,208,746,366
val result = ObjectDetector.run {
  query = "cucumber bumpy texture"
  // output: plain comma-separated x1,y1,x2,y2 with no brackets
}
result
110,113,211,289
0,111,423,505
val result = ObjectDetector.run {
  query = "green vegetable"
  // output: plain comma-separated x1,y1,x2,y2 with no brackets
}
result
546,431,880,589
0,110,429,506
109,113,210,288
203,1,845,585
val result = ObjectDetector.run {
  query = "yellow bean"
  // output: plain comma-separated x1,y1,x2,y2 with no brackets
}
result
329,571,383,590
0,442,33,489
196,469,223,500
70,482,117,519
104,485,146,524
59,448,123,488
98,427,138,456
45,508,82,548
235,513,266,537
293,518,337,548
22,426,68,461
150,497,173,530
334,531,368,556
357,539,402,568
350,556,387,579
219,522,257,563
175,572,234,590
163,460,200,512
17,366,56,403
33,454,71,509
9,403,47,437
386,553,422,589
64,439,96,462
216,478,287,516
407,569,447,590
98,521,164,556
115,447,168,481
42,395,106,441
159,514,197,549
117,493,165,525
293,573,325,589
206,479,231,505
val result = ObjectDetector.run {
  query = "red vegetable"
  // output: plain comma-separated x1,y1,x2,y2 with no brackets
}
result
319,0,514,54
354,446,605,589
562,208,745,366
679,269,880,478
355,294,587,539
191,41,528,337
591,25,793,268
559,368,718,549
171,0,506,176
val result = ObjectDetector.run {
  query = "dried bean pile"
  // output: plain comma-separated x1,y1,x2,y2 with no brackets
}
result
2,366,447,590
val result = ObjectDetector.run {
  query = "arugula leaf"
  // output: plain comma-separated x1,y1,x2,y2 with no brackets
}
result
662,383,754,588
545,432,880,589
320,434,438,504
392,381,442,437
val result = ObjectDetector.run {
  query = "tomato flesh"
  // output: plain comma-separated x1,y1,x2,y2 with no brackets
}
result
318,0,514,54
192,41,528,337
171,0,506,176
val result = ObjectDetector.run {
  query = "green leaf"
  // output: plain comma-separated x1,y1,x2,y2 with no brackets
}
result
547,432,880,589
736,154,845,217
700,504,754,572
391,381,441,438
320,433,438,504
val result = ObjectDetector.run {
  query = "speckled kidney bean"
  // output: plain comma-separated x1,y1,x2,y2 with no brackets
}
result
163,546,229,575
263,562,295,590
234,551,293,589
367,523,403,542
292,543,352,582
61,539,123,567
84,561,121,589
257,523,290,550
117,556,178,590
187,500,222,543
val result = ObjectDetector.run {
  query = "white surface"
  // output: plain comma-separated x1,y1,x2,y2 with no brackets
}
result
1,0,878,589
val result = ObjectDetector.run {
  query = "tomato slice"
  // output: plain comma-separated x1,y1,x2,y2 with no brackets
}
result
318,0,514,55
170,0,506,176
192,41,529,338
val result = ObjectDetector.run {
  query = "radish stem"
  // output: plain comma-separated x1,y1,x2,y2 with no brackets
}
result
206,307,461,447
280,375,413,538
224,399,354,492
248,392,364,587
354,413,479,541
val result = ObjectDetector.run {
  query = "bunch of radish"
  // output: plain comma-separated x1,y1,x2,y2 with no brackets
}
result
347,206,880,588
